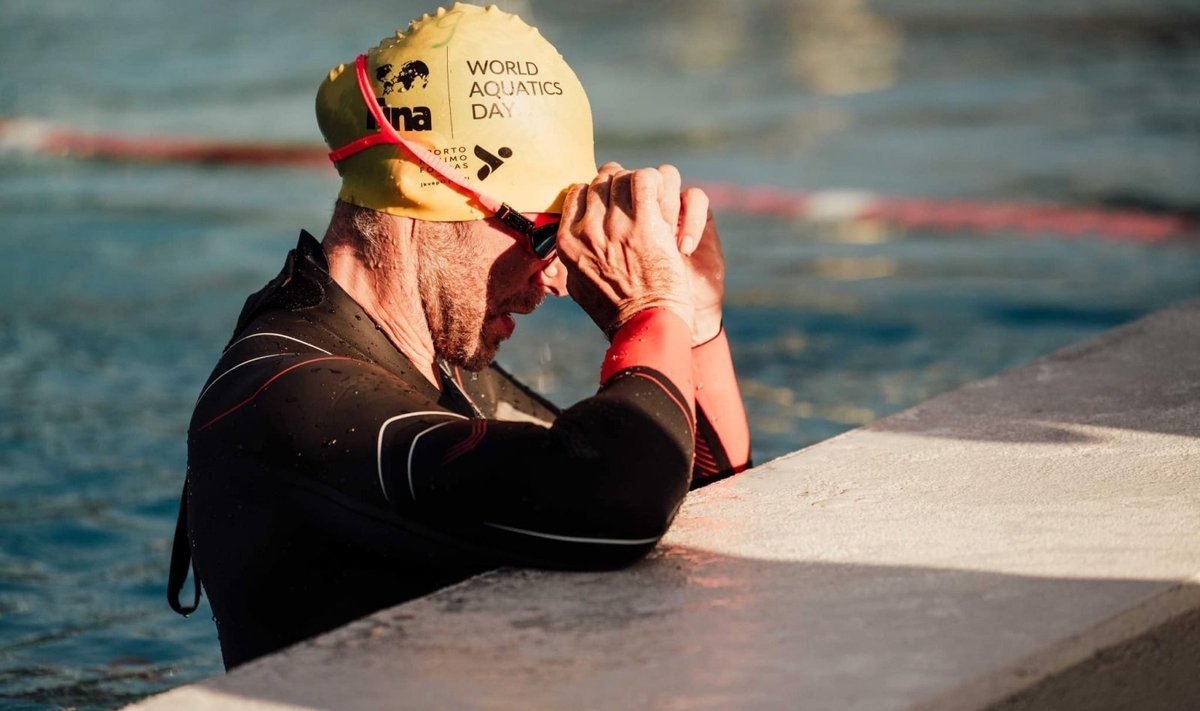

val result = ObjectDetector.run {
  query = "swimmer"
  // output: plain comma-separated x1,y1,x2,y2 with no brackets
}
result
168,2,750,670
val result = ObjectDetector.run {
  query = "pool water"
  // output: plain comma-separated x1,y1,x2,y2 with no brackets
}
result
1,0,1198,707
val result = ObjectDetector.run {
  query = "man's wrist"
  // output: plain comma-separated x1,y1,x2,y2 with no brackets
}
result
608,295,693,342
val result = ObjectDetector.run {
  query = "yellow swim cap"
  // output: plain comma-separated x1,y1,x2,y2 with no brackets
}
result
316,3,596,221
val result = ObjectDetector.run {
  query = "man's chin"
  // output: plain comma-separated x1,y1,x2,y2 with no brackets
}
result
444,310,525,372
454,334,502,373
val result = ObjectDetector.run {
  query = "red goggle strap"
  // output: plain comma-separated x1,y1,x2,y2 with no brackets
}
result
326,54,503,215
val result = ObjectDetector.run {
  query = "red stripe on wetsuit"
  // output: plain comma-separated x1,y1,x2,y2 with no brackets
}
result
196,356,355,432
443,419,488,465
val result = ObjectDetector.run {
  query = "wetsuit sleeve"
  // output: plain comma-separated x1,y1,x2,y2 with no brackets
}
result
378,308,696,569
690,326,752,488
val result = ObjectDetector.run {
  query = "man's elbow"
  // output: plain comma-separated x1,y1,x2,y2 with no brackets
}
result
528,464,688,571
592,461,690,550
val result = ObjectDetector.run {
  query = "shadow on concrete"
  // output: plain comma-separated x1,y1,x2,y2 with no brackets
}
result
145,546,1200,711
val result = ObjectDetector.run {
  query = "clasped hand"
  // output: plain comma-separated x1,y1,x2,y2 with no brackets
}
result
557,162,725,345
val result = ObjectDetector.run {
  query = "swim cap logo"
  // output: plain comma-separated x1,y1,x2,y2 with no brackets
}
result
366,60,433,133
376,61,430,95
474,145,511,181
367,102,432,132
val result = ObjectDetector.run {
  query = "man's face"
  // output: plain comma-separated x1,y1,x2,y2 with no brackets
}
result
415,218,555,371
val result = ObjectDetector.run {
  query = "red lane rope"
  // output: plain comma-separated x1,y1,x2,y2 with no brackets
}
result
0,117,328,167
2,117,1194,243
693,182,1195,244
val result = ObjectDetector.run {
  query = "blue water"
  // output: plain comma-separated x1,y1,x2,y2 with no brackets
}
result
2,1,1198,707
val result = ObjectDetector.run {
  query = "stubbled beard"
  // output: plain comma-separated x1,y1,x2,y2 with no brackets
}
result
415,223,546,372
417,237,492,371
434,289,494,372
417,251,482,372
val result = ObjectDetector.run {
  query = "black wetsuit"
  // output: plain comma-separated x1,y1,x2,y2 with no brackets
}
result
169,232,746,669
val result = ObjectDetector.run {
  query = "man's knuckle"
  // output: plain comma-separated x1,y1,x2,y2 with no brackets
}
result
580,214,606,242
632,167,657,183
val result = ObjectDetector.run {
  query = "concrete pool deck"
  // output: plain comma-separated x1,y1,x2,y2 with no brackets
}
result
132,299,1200,710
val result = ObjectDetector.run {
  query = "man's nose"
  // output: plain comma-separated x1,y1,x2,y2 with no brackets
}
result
537,256,568,296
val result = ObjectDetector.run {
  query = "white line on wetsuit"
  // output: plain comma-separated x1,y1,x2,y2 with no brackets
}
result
375,411,468,503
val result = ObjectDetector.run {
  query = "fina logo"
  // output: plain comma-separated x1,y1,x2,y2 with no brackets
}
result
377,61,429,95
368,60,432,132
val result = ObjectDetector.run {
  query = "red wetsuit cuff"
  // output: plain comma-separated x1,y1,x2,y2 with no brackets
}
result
601,309,695,407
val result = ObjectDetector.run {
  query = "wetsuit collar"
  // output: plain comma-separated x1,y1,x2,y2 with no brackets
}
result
228,231,446,406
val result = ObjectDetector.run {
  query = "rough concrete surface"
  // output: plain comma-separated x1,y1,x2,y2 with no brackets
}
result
130,299,1200,711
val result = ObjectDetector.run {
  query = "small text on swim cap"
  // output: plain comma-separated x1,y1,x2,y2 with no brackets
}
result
466,60,541,76
469,80,564,99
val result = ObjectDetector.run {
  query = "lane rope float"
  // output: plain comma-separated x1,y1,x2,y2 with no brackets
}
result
1,117,1194,243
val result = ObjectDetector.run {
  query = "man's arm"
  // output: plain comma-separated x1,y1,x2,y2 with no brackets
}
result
691,326,752,486
382,307,695,568
674,179,752,486
570,162,751,487
381,167,702,568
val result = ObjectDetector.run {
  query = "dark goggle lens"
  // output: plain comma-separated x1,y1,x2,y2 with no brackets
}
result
528,222,559,259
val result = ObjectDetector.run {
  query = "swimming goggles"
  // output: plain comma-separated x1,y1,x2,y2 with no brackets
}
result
328,54,559,260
